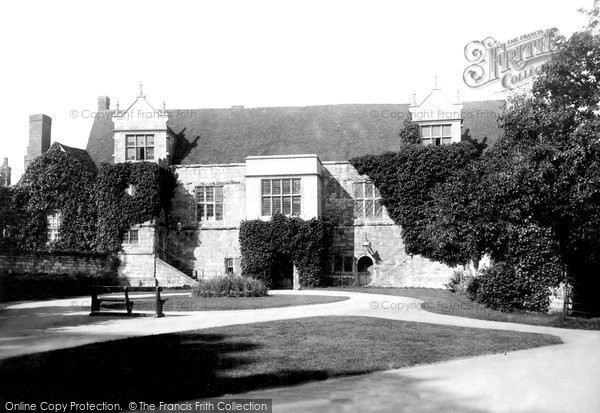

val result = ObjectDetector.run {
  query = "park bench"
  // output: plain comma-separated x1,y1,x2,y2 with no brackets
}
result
90,285,168,318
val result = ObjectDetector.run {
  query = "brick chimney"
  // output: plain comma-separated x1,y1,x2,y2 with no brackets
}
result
0,158,10,186
98,96,111,111
25,114,52,170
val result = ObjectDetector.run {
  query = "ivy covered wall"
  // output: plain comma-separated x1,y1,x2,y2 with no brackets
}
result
0,146,177,258
239,214,328,288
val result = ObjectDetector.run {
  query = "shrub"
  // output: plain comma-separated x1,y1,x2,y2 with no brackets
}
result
192,275,268,298
444,269,475,294
465,276,480,301
0,272,119,302
473,262,553,312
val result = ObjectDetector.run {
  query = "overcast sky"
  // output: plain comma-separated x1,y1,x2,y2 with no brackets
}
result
0,0,593,182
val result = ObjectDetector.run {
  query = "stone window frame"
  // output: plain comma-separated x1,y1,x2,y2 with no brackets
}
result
196,186,224,222
123,229,139,244
225,257,235,274
125,134,155,161
261,178,301,217
46,210,61,244
420,124,452,146
333,254,355,273
353,182,382,219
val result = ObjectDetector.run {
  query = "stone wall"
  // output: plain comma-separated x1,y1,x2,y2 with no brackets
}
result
322,161,454,289
165,159,454,288
0,252,114,276
169,164,246,278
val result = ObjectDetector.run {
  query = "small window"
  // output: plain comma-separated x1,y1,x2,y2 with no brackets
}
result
420,124,452,146
126,184,136,196
354,182,383,219
343,256,354,273
123,229,139,244
196,186,224,221
125,134,155,160
47,210,61,243
334,255,343,272
225,258,234,274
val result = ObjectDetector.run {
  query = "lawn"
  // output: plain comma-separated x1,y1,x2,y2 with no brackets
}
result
0,316,561,404
319,287,600,330
101,293,348,312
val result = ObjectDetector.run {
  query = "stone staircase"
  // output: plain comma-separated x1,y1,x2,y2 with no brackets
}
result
155,257,199,288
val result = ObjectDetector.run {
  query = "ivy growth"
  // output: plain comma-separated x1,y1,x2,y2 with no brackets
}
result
0,148,177,258
239,214,328,288
95,160,177,254
2,144,98,252
350,142,484,267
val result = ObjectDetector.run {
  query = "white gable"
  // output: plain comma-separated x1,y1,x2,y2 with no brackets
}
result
409,88,463,122
113,95,168,131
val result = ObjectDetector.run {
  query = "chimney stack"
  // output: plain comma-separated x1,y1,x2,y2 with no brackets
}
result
0,158,10,186
98,96,111,111
25,114,52,170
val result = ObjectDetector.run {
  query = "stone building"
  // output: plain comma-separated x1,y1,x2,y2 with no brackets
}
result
79,86,503,288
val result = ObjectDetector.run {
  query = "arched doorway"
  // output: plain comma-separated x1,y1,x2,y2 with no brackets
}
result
357,255,374,286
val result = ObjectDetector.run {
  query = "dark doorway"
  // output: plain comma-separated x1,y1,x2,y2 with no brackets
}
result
357,256,374,286
272,255,294,289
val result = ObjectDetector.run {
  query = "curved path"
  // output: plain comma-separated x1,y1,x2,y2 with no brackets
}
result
1,290,599,412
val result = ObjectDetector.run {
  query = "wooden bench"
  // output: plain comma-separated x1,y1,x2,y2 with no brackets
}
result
90,286,168,318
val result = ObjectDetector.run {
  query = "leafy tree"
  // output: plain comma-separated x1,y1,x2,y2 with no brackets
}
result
352,28,600,313
486,30,600,313
399,118,421,145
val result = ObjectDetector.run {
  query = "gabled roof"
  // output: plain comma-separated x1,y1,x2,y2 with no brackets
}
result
85,101,504,166
54,142,97,170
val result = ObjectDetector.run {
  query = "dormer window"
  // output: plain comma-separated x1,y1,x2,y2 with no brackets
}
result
420,124,452,146
126,134,155,161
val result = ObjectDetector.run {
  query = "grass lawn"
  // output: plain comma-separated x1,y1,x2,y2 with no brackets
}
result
0,316,561,404
318,287,600,330
101,294,348,312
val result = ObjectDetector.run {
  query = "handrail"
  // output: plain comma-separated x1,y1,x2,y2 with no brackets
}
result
156,246,195,276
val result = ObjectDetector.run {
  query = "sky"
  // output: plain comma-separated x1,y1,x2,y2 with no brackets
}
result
0,0,593,182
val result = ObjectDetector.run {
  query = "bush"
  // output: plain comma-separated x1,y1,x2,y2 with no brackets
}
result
0,272,119,302
472,263,553,312
192,275,268,298
444,269,475,293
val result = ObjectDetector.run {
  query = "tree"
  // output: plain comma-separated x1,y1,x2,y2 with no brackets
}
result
352,28,600,313
399,118,421,145
483,29,600,313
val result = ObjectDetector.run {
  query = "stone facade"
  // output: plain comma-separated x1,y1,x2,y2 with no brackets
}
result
164,157,454,287
76,87,502,288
